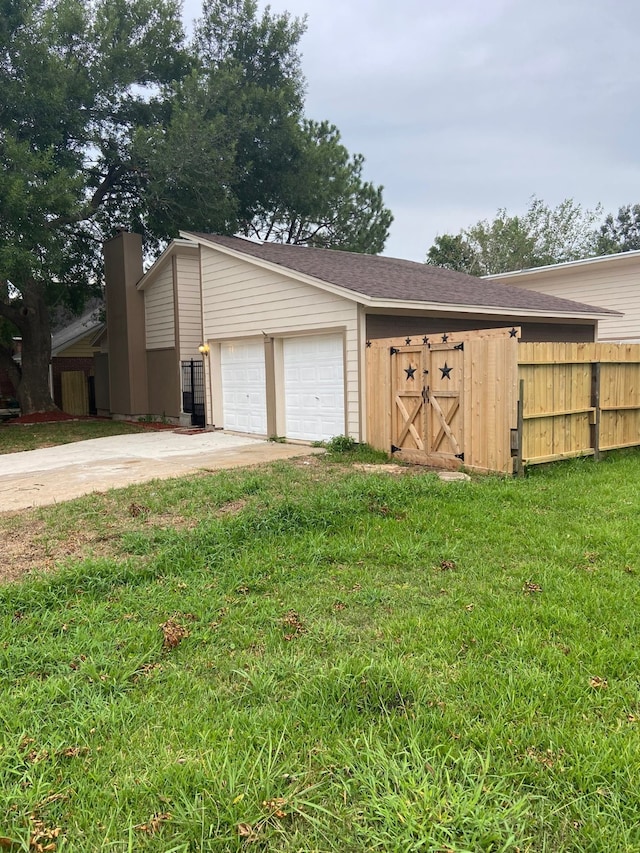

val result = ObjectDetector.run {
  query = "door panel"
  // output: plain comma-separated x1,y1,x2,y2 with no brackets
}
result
283,334,345,441
220,341,267,435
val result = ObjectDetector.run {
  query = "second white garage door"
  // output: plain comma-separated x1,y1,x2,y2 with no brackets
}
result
220,341,267,435
283,334,345,441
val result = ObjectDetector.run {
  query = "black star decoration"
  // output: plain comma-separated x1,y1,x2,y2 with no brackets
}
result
366,340,372,348
439,362,453,380
441,333,449,343
405,365,417,380
509,327,518,338
422,336,429,345
405,337,412,345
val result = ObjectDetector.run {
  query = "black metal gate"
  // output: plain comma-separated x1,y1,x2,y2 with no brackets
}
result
181,359,205,427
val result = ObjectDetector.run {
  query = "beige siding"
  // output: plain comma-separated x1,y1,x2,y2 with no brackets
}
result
176,251,203,361
491,256,640,342
145,262,175,349
200,246,361,438
57,335,100,358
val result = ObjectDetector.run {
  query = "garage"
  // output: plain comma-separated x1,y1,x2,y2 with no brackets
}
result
283,334,345,441
220,341,267,434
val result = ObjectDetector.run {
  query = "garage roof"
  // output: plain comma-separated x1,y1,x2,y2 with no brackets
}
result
184,233,618,319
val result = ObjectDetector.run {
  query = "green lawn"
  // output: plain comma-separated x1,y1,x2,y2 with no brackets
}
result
1,451,639,851
0,419,157,454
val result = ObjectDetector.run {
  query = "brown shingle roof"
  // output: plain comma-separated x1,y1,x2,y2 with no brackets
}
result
187,233,618,317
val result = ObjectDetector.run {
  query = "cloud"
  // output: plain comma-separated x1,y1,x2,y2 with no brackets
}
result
182,0,640,260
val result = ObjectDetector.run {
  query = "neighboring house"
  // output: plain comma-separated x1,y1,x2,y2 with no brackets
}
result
486,250,640,343
102,231,617,443
0,312,103,416
51,308,104,414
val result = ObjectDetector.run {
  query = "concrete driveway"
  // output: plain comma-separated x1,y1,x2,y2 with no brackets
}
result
0,430,320,513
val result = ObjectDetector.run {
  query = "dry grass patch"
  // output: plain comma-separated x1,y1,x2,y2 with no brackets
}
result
0,472,261,584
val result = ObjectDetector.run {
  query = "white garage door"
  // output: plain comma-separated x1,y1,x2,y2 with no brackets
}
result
220,341,267,435
283,334,345,441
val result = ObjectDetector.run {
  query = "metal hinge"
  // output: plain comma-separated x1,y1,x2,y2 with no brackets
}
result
454,342,464,351
390,347,399,355
455,452,464,461
391,444,401,453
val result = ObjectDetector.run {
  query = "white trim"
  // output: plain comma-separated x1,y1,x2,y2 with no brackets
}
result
484,249,640,281
360,298,612,320
180,231,367,304
137,240,199,291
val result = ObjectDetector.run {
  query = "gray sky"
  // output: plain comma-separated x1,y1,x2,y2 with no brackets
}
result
182,0,640,261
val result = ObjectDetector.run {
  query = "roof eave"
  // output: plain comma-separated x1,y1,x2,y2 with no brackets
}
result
180,232,617,321
364,298,614,321
137,239,199,291
51,322,105,356
179,231,367,303
484,249,640,281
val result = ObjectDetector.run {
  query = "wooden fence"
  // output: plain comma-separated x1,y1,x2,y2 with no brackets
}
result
516,342,640,470
61,371,89,416
366,328,520,474
365,331,640,474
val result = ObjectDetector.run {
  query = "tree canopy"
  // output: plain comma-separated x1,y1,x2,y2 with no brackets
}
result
426,197,602,276
596,204,640,255
243,120,392,252
0,0,392,413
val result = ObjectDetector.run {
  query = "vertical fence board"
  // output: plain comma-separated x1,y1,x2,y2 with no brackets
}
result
518,342,640,464
366,343,391,452
61,371,89,416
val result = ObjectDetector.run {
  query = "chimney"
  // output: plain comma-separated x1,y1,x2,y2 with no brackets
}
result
103,232,149,418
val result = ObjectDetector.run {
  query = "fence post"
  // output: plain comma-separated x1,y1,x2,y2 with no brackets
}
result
511,378,525,476
591,361,601,462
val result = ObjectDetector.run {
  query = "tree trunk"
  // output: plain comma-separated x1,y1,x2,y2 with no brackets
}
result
14,281,58,415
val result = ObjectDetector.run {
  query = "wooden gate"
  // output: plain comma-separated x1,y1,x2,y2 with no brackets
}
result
61,371,89,416
367,328,521,473
391,340,464,467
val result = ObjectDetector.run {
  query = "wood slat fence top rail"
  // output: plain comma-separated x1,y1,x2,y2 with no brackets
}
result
518,341,640,364
367,326,522,349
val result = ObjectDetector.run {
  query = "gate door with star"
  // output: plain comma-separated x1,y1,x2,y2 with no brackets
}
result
391,343,429,463
367,327,521,473
391,338,464,467
424,340,464,466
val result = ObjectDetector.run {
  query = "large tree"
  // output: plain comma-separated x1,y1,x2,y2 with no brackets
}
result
0,0,190,413
1,0,392,414
426,197,601,276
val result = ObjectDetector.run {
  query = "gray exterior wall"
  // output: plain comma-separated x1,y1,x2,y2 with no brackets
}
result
93,352,110,415
365,313,596,343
